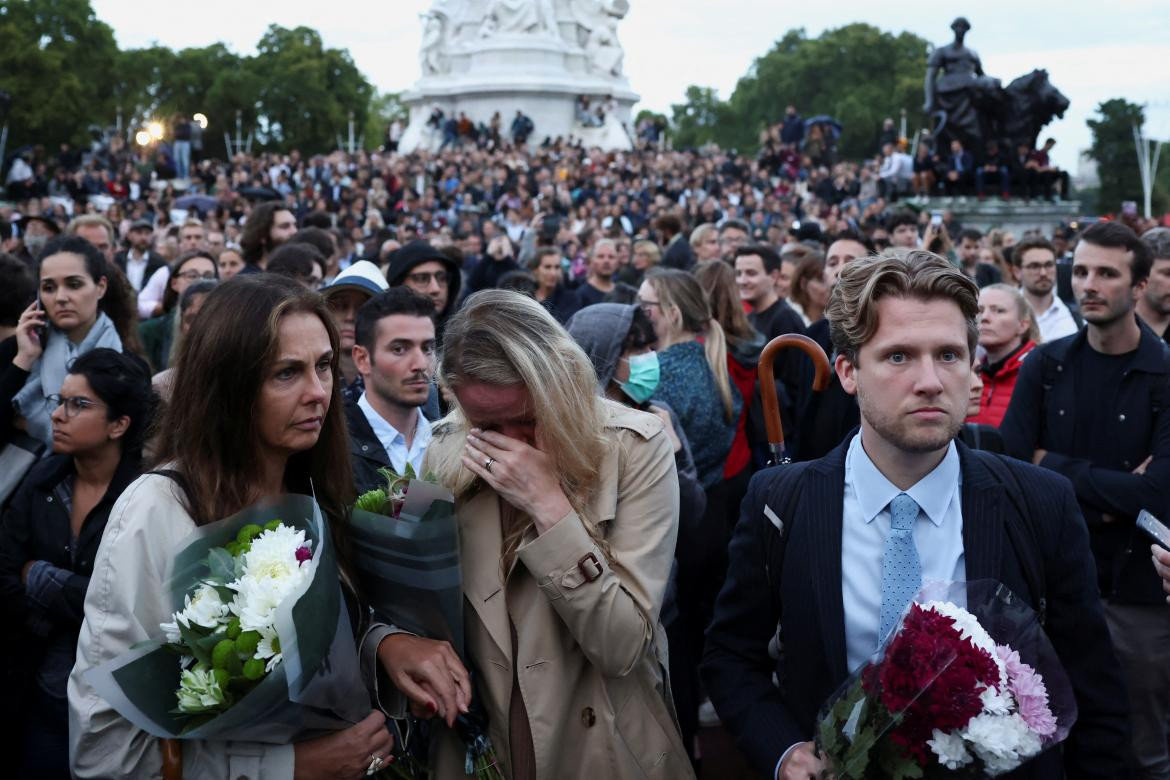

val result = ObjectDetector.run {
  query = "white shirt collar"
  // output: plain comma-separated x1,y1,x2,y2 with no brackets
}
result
846,433,961,528
357,391,431,458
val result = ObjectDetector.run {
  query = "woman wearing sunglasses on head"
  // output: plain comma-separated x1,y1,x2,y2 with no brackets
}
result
0,348,154,779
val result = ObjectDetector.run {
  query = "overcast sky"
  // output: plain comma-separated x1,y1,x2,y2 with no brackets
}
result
90,0,1170,171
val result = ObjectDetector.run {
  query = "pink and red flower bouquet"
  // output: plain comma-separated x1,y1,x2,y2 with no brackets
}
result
816,581,1076,778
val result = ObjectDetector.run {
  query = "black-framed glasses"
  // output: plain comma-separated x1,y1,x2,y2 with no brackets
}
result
175,270,217,282
47,394,106,419
637,299,661,314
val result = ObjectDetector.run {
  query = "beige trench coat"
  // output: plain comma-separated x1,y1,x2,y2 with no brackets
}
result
422,401,694,780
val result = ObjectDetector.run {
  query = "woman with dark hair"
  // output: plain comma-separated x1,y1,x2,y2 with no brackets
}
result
67,276,410,779
267,242,327,289
1,235,141,449
138,250,217,372
0,348,154,779
789,254,830,327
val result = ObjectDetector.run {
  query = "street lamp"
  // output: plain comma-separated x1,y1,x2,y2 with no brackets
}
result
193,113,208,129
147,121,164,140
134,130,152,146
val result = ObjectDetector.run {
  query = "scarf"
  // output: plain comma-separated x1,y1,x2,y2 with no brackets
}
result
12,312,123,449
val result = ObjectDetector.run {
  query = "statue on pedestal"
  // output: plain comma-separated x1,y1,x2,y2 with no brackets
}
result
923,17,1070,155
479,0,559,38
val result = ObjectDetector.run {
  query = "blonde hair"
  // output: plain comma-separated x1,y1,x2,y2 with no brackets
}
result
632,239,661,266
980,283,1041,345
645,268,736,421
827,250,979,365
432,290,610,575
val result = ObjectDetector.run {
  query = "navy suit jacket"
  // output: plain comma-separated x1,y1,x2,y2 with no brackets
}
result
701,436,1129,778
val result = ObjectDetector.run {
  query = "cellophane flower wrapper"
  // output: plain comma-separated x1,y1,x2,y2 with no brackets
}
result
84,493,371,741
349,478,463,657
816,580,1077,779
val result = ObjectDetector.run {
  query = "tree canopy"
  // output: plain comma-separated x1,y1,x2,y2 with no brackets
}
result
0,1,377,155
670,24,930,158
1086,98,1169,215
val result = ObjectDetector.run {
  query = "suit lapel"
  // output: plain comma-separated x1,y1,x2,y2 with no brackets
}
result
959,448,1004,587
806,458,849,682
457,488,512,664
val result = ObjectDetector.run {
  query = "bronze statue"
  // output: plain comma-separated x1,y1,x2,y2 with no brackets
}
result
924,17,1069,157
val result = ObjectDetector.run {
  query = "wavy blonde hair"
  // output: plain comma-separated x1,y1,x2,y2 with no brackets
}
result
431,290,610,575
645,267,736,421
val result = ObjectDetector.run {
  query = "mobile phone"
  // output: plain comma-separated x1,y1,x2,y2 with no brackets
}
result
1137,510,1170,551
33,297,47,344
930,211,943,226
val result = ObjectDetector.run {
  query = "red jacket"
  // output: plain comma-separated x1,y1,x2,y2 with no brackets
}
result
724,354,754,479
969,340,1036,428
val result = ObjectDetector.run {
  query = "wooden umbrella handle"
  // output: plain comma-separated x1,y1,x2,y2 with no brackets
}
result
162,738,182,780
758,333,833,463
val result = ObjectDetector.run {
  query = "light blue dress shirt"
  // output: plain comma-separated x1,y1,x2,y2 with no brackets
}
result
357,391,433,477
841,432,966,672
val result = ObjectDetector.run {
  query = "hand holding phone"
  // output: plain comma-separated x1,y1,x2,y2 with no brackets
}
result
13,299,47,370
1137,510,1170,551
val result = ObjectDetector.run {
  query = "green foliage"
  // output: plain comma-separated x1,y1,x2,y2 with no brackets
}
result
0,0,120,150
669,24,930,159
251,25,373,152
1086,98,1168,214
364,91,408,151
0,2,376,155
670,85,725,149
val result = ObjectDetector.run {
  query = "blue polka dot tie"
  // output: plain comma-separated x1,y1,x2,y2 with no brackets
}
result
878,493,923,644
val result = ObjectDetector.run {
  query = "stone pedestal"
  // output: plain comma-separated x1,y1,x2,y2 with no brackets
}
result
920,196,1082,236
399,1,639,152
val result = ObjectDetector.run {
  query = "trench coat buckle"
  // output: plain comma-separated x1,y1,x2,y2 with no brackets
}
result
577,552,603,583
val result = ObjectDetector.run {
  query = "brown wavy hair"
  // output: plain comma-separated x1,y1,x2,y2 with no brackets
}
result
152,274,355,542
827,249,979,366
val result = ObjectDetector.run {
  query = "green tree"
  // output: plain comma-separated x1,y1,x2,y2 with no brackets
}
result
668,25,929,159
0,0,120,151
251,25,374,152
724,25,928,158
670,86,724,148
1086,98,1168,215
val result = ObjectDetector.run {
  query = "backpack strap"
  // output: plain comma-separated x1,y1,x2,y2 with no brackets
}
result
970,450,1048,626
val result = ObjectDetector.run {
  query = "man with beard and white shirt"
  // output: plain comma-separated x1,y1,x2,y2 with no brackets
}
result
345,287,438,495
1011,236,1080,343
115,219,166,292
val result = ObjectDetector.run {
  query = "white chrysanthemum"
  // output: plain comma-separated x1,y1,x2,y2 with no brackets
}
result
256,625,283,672
963,713,1043,775
160,619,183,644
242,524,310,582
980,683,1015,716
229,572,302,632
928,729,973,769
175,664,226,713
170,583,230,633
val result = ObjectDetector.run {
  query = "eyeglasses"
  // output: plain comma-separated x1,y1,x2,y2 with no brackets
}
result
637,298,661,314
47,394,106,419
175,270,217,282
406,270,449,286
1021,261,1056,272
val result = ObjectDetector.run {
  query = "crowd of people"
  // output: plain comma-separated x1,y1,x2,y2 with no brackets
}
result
0,119,1169,780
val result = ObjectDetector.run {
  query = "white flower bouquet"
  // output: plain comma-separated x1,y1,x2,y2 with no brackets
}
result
85,494,371,741
816,580,1078,778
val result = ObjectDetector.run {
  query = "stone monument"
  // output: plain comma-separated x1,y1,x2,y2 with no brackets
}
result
398,0,640,152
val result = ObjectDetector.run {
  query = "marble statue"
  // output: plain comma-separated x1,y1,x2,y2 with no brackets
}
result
480,0,559,37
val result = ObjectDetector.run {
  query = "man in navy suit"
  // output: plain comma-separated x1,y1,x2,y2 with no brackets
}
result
703,250,1129,778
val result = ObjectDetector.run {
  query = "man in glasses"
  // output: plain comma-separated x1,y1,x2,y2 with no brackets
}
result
384,239,463,343
1012,236,1080,342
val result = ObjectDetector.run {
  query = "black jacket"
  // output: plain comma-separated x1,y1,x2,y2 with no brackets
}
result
114,249,168,288
345,397,437,497
1001,321,1170,604
0,452,141,709
702,437,1129,778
